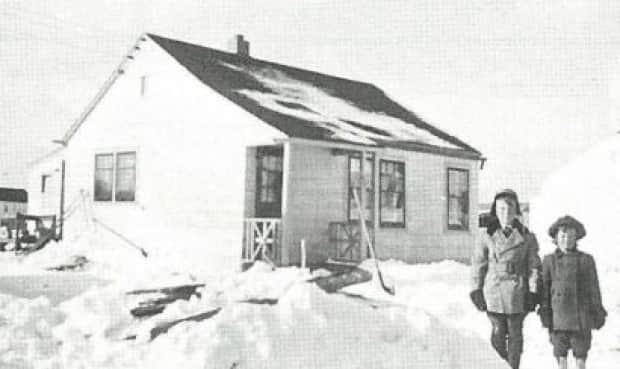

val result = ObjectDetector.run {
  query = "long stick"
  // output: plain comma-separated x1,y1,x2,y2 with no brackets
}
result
59,160,65,240
91,217,148,258
353,188,395,295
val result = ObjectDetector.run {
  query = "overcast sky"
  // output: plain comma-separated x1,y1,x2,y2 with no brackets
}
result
1,0,619,201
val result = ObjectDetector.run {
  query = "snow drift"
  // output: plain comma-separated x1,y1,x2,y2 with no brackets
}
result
530,133,620,262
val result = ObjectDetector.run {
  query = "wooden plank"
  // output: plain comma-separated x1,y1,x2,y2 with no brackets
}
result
149,308,222,340
312,267,372,293
127,283,205,296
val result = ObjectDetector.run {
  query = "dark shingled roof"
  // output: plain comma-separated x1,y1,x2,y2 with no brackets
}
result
148,34,482,159
0,188,27,203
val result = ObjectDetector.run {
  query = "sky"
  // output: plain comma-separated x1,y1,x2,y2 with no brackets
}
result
1,0,619,201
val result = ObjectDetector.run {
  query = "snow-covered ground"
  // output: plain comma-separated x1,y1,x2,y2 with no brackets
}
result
1,238,619,368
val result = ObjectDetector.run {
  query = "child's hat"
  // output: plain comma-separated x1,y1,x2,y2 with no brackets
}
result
548,215,586,240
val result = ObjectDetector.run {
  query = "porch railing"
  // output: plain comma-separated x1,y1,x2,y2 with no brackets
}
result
242,218,281,265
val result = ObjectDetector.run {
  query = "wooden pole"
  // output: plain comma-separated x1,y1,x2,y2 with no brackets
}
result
300,239,306,269
360,151,366,260
58,160,66,241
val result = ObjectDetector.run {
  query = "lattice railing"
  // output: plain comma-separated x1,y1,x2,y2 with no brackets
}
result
243,218,281,265
328,220,373,262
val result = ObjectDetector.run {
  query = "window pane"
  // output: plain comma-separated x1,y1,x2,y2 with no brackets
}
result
261,171,269,186
447,169,469,229
380,174,389,191
395,178,404,192
348,156,374,222
96,154,114,169
350,157,360,173
95,169,113,201
117,152,136,169
115,153,136,201
94,153,113,201
115,169,135,201
379,161,405,226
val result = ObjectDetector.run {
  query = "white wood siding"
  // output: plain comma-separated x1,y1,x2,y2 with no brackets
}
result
283,143,479,265
55,35,287,273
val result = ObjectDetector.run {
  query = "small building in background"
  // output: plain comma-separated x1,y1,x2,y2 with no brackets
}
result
0,187,28,220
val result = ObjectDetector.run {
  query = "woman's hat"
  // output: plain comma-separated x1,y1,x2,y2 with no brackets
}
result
490,188,522,217
548,215,586,240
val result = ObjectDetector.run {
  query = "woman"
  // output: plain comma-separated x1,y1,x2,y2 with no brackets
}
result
470,189,542,369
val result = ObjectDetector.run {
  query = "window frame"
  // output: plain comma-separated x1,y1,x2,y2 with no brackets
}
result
41,174,50,193
446,167,470,231
114,151,137,202
93,151,137,203
379,159,406,228
347,153,375,223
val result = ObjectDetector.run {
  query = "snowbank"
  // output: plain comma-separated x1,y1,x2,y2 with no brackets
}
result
2,261,507,369
0,211,243,290
2,259,618,368
0,293,64,369
530,133,620,263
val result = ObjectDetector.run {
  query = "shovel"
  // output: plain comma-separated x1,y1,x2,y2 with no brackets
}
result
352,189,395,295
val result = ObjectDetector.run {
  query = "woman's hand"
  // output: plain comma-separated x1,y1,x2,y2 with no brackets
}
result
469,289,487,311
524,292,540,312
538,307,552,328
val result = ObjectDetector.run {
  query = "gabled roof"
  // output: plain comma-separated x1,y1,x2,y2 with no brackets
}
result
148,34,482,159
0,188,27,203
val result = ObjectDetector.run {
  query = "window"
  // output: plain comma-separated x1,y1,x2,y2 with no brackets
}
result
115,152,136,201
447,168,469,230
254,146,283,218
94,152,136,202
380,160,405,227
348,155,374,222
41,174,50,193
94,154,114,201
257,152,282,204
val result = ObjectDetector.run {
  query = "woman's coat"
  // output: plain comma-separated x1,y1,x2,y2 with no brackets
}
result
471,227,542,314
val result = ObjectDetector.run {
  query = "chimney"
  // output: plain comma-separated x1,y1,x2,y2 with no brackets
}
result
228,34,250,57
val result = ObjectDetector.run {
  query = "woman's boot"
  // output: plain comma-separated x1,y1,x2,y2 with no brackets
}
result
576,358,586,369
557,357,567,369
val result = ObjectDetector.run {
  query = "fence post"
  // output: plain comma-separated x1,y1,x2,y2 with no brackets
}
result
300,239,306,269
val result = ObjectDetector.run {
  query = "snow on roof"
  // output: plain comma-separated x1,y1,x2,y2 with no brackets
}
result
148,34,482,158
219,61,459,148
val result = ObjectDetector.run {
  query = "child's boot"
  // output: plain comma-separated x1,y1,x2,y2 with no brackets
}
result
576,358,586,369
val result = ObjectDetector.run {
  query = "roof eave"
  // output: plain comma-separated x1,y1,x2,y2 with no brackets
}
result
283,137,482,161
59,34,148,145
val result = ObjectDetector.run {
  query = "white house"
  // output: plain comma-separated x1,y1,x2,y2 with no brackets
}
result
29,33,484,270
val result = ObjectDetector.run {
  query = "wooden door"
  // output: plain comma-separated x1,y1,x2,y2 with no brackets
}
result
255,146,283,218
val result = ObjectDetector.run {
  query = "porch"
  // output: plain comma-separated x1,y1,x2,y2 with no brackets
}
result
241,216,374,267
241,142,381,267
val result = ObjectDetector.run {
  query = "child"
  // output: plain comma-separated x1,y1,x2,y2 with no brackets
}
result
538,215,607,369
